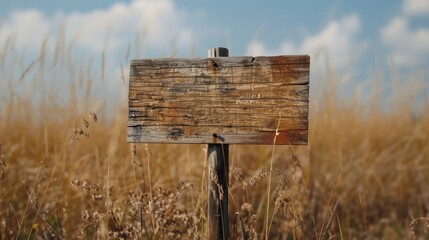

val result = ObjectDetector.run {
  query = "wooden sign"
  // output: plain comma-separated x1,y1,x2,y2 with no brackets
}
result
127,55,310,145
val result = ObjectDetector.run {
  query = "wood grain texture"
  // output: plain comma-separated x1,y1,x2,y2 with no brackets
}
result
128,55,310,145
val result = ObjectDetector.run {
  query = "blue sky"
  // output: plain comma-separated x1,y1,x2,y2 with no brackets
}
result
1,0,428,106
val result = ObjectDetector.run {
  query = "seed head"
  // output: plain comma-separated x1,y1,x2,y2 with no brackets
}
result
82,117,89,128
89,111,98,122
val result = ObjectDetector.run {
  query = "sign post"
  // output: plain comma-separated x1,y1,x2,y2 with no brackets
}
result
207,47,230,239
127,47,310,239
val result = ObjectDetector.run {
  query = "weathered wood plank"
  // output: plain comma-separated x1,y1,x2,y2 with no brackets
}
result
127,55,310,145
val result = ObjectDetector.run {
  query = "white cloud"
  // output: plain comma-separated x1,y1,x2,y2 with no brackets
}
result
0,10,51,51
246,15,368,71
380,17,429,67
0,0,194,54
246,40,271,56
404,0,429,15
64,0,193,53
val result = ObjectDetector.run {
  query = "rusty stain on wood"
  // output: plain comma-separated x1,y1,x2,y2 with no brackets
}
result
127,55,310,145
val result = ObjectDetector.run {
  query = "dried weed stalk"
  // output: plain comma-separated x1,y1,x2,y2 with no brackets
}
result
73,180,199,239
236,202,258,240
0,143,6,204
246,167,304,233
0,143,6,181
411,217,429,238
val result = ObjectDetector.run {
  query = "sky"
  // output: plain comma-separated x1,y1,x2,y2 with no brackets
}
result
0,0,428,106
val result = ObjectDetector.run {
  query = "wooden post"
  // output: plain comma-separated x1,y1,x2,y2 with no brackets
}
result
207,47,230,240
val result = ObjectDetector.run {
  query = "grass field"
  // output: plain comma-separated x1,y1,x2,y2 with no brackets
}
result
1,34,429,239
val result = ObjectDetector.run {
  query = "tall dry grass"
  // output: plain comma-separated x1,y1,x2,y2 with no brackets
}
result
0,30,428,239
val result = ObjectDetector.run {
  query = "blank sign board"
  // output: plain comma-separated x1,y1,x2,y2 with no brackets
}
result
127,55,310,145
